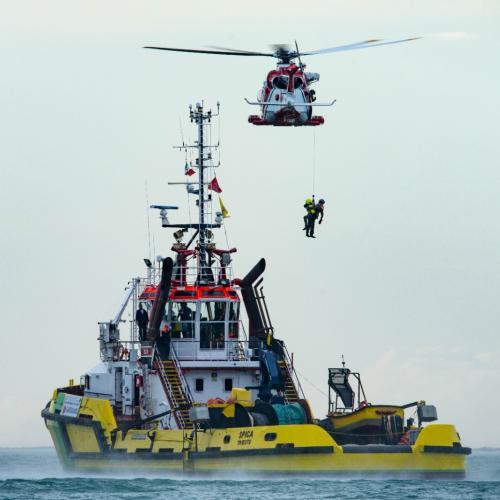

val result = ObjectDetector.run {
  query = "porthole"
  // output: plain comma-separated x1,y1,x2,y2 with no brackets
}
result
264,432,277,441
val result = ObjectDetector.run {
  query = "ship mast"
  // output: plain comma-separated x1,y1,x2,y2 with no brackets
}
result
192,103,208,273
166,102,221,284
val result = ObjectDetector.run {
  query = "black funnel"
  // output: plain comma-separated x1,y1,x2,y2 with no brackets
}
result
240,258,266,340
147,257,174,341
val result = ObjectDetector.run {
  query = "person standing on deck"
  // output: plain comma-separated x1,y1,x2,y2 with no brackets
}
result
135,303,149,341
157,322,171,359
179,302,194,337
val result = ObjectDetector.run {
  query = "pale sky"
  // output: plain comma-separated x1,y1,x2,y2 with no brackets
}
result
1,1,500,448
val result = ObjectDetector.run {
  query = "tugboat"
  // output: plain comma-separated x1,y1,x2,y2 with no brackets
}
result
42,102,471,476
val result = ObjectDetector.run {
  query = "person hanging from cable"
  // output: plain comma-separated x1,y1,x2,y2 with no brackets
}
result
303,197,316,235
303,197,325,238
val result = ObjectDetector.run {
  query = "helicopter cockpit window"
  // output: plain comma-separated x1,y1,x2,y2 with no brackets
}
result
272,76,288,90
228,301,240,339
294,77,303,89
169,301,196,339
200,301,226,349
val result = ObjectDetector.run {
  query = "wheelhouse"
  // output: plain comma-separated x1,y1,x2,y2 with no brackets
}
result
139,285,242,360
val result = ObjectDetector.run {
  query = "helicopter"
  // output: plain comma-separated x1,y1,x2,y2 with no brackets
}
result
144,37,420,127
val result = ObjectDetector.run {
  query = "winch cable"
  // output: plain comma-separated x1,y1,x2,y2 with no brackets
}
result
305,129,317,206
294,367,328,397
312,128,317,199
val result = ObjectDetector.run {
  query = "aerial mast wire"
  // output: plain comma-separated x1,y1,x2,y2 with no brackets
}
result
145,180,152,261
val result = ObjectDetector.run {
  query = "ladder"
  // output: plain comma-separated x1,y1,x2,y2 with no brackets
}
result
277,359,300,403
162,360,193,428
153,348,193,429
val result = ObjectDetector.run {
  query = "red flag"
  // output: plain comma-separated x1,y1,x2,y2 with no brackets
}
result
184,161,195,176
208,177,222,193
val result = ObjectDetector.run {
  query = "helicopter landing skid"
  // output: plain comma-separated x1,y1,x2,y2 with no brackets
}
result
248,115,324,126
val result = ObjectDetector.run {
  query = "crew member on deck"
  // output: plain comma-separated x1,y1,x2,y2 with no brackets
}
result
135,303,149,341
157,323,171,359
179,302,193,337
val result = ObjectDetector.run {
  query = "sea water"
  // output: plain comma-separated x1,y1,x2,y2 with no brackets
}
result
0,447,499,499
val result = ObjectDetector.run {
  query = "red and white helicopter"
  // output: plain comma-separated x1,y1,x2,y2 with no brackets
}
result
145,37,419,127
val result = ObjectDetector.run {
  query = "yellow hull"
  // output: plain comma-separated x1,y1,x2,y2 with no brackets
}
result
42,395,470,476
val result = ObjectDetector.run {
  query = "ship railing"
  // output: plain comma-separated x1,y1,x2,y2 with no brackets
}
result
170,339,257,362
136,264,236,288
172,264,235,286
168,342,195,404
99,340,144,362
282,343,306,401
152,345,193,429
151,346,177,422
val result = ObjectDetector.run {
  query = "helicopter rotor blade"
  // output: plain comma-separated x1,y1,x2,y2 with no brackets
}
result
301,37,421,56
207,45,274,56
144,46,275,57
294,40,304,69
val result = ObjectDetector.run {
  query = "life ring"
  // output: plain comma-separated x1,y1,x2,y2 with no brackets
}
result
207,397,225,405
120,347,129,361
399,431,410,445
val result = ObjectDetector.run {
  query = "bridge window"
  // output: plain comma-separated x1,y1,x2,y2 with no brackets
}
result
224,378,233,392
200,301,226,349
195,378,204,392
202,289,225,297
139,301,152,313
173,290,197,298
169,301,196,339
228,301,240,339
